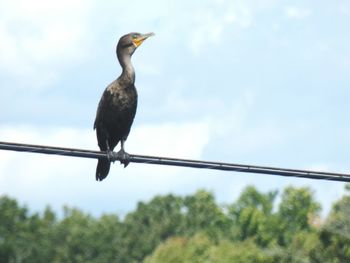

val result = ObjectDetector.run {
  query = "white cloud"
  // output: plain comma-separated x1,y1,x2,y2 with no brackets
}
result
105,0,258,56
0,121,211,215
186,1,254,55
0,0,278,84
209,91,285,153
285,6,312,19
129,122,210,158
0,121,346,217
339,3,350,16
0,0,92,89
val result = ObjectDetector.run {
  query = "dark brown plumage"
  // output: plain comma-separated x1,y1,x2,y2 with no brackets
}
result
94,32,154,181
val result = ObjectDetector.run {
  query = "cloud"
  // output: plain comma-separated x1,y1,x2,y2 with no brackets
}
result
0,0,93,89
285,6,312,19
0,120,345,218
99,0,258,56
0,0,278,88
186,1,255,55
0,120,211,216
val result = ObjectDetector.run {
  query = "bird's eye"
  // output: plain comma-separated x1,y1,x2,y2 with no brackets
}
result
132,34,138,39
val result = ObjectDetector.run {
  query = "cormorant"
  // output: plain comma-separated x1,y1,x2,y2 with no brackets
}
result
94,32,154,181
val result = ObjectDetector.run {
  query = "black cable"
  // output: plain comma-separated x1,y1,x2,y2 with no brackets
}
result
0,140,349,182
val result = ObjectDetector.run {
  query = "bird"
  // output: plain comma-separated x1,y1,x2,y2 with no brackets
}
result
94,32,154,181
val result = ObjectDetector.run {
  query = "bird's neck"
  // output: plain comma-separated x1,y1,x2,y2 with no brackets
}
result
118,54,135,85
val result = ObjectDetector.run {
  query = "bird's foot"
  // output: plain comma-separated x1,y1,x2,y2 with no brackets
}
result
106,150,116,163
116,149,130,168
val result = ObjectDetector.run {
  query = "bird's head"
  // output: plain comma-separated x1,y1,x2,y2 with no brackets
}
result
117,32,154,57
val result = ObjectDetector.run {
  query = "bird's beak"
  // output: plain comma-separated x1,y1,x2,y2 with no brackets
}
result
132,32,155,47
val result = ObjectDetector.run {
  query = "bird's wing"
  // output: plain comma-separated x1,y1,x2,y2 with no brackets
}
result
94,85,114,130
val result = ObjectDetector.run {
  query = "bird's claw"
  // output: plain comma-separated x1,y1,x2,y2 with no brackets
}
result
106,150,116,163
116,149,130,168
105,149,130,167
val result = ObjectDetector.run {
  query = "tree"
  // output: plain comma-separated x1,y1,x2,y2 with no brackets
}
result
145,234,277,263
144,233,213,263
22,206,57,263
83,214,124,263
209,239,276,263
318,192,350,262
183,190,229,241
228,186,278,245
268,231,322,263
0,184,343,262
143,236,188,263
276,186,321,246
0,196,31,262
120,194,185,262
50,207,97,263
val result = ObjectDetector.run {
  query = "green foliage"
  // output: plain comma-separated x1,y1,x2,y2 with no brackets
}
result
145,234,276,263
0,196,30,262
0,184,349,262
120,194,185,262
209,239,276,263
50,207,100,262
318,195,350,262
268,231,322,263
0,198,57,263
229,186,278,245
143,236,189,263
183,190,229,240
276,186,321,245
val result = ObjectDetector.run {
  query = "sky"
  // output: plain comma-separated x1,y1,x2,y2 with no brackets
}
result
0,0,350,218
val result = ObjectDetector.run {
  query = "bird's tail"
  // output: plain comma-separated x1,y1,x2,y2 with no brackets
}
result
96,158,111,181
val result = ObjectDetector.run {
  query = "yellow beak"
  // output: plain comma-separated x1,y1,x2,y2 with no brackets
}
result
132,32,155,47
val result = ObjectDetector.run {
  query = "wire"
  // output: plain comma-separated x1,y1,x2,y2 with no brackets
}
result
0,140,349,182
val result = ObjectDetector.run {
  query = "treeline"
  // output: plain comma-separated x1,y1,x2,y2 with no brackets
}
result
1,184,350,262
